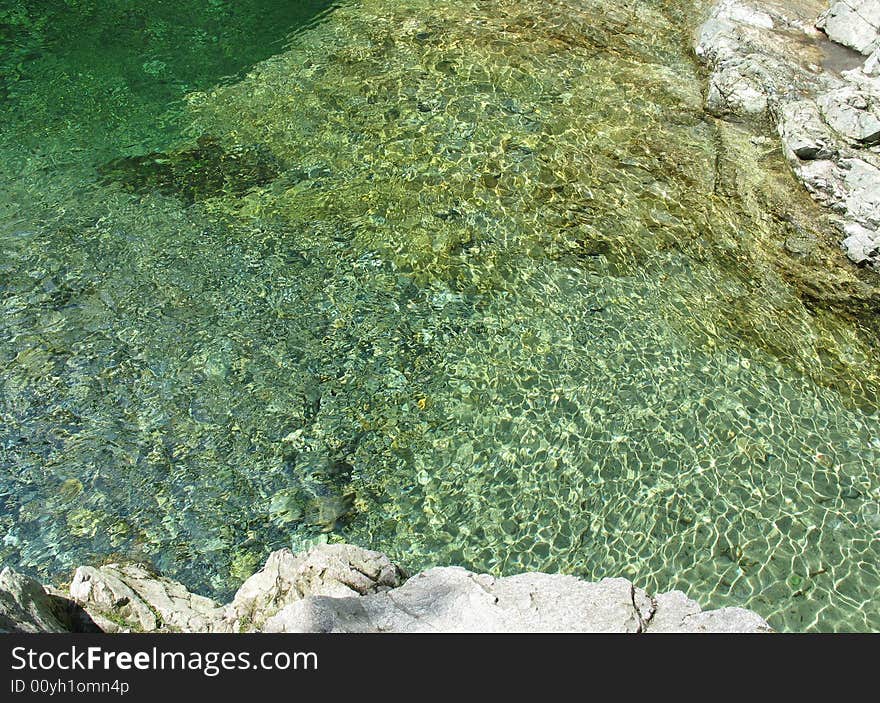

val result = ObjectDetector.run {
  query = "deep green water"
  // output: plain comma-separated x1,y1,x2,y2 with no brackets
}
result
1,0,879,631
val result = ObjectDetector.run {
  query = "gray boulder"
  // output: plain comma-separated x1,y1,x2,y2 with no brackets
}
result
261,566,772,634
844,157,880,227
817,0,880,55
866,48,880,75
778,99,838,161
841,221,880,264
646,590,771,633
0,567,70,633
0,545,772,633
225,544,405,631
778,76,880,234
69,563,226,633
818,84,880,145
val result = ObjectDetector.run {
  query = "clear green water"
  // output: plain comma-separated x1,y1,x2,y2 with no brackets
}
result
1,0,879,631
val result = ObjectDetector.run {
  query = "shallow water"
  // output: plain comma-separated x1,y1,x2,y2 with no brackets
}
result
1,0,879,631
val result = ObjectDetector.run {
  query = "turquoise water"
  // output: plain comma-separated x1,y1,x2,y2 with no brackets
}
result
1,0,879,631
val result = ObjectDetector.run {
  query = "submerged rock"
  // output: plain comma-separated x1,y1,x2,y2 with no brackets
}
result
98,135,281,204
0,545,772,633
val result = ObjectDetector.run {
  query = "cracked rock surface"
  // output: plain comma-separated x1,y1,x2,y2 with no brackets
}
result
817,0,880,55
695,0,838,119
225,544,405,631
69,563,226,633
261,566,771,633
0,544,771,633
0,567,70,633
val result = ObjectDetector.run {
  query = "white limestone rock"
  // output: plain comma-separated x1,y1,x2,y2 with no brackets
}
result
225,543,405,631
844,157,880,227
1,545,773,634
817,0,880,55
646,590,772,633
818,84,880,144
695,0,836,120
778,99,838,160
865,48,880,75
841,221,880,264
0,567,70,633
706,57,775,117
261,566,772,634
69,563,226,633
697,1,880,272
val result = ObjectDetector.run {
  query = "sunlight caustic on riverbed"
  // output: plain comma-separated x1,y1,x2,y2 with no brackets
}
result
1,0,878,631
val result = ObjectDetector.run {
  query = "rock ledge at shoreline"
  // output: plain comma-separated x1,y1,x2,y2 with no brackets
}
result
695,0,880,268
0,544,771,633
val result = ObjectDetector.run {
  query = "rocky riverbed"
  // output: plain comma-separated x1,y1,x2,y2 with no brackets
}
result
3,0,880,635
695,0,880,267
0,543,771,633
